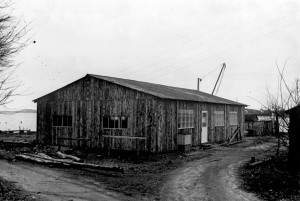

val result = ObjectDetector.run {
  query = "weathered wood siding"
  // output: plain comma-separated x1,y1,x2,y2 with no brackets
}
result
36,76,163,152
36,75,245,153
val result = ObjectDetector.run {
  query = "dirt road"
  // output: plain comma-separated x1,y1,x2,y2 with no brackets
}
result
0,160,124,201
161,138,275,201
0,137,274,201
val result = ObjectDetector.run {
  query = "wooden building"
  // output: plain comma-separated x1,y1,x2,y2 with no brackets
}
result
33,74,246,153
245,114,273,136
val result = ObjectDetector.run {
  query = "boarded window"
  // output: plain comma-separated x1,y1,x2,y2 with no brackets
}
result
178,110,194,129
229,112,238,125
103,116,128,129
214,111,224,126
53,115,72,127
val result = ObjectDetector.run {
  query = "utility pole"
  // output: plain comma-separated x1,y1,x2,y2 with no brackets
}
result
197,78,202,91
212,63,226,95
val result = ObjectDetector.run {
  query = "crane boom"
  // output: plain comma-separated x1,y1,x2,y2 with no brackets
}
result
212,63,226,95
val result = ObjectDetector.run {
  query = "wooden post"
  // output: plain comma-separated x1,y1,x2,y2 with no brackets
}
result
136,138,140,161
156,112,158,154
58,137,61,151
108,130,111,156
275,113,280,156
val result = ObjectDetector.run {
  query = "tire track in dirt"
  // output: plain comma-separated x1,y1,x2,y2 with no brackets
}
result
0,160,123,201
161,139,271,201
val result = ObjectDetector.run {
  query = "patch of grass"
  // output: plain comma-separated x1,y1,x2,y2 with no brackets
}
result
0,178,39,201
238,151,300,201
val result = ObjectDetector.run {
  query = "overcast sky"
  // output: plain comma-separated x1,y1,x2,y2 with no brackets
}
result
5,0,300,110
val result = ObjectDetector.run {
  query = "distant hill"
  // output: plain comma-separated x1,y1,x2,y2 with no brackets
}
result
244,108,261,114
0,109,36,114
16,109,37,113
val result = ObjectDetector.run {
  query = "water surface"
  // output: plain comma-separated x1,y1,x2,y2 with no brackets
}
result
0,113,36,131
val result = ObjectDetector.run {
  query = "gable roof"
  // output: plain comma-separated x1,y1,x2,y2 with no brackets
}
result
34,74,246,106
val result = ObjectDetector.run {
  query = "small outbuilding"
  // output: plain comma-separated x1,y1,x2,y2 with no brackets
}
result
33,74,246,153
245,113,273,136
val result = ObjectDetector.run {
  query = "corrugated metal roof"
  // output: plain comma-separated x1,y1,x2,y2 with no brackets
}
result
88,74,246,106
257,116,273,122
33,74,246,106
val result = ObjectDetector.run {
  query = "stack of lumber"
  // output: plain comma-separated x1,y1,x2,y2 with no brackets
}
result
15,152,124,173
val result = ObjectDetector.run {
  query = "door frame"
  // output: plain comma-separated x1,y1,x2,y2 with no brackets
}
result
201,110,208,143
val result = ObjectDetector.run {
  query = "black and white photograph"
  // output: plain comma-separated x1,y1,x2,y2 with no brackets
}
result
0,0,300,200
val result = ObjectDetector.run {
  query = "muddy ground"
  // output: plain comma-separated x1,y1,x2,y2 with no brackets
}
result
0,134,281,201
0,177,39,201
239,150,300,201
160,137,278,201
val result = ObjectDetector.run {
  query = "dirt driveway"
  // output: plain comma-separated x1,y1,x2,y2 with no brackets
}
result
0,137,275,201
161,138,275,201
0,160,125,201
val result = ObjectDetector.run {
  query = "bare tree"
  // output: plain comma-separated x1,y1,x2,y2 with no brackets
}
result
268,61,298,136
0,1,27,107
265,59,300,181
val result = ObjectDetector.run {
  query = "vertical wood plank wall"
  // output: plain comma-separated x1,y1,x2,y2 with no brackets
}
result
36,76,245,153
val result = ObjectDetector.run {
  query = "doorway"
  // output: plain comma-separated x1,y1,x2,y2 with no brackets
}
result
201,111,208,143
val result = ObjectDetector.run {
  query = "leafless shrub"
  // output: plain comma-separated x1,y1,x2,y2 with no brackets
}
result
265,59,299,158
0,1,28,107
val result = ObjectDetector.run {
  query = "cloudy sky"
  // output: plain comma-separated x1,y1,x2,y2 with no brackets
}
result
6,0,300,110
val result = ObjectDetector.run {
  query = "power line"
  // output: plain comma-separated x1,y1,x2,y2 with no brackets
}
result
130,10,293,81
112,0,274,78
147,18,300,82
201,64,223,80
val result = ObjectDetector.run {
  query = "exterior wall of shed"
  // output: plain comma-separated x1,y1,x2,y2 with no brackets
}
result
36,76,164,152
175,101,244,146
35,75,244,153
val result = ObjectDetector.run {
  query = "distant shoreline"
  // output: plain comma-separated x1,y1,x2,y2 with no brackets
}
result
0,109,36,115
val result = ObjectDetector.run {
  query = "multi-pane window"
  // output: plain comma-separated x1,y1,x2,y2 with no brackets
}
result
103,116,128,129
229,112,238,125
178,110,194,129
202,111,208,127
53,115,72,127
214,111,224,126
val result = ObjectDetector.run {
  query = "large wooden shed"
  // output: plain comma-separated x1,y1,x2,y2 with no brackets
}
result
33,74,246,153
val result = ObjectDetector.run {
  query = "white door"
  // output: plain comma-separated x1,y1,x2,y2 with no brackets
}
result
201,111,208,143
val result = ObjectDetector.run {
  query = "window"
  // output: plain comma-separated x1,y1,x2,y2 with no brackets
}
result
103,116,128,129
229,112,238,125
53,115,72,127
214,111,224,126
103,116,109,128
121,117,128,128
178,110,194,129
109,117,119,128
202,111,208,127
